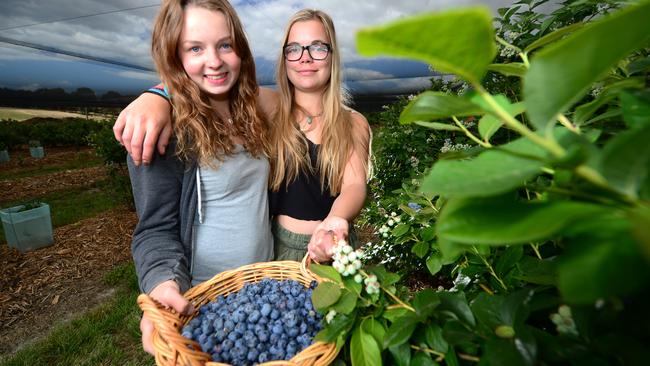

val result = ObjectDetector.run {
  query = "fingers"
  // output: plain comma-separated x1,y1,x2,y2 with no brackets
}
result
113,112,126,145
157,123,173,155
308,229,336,262
141,124,161,166
130,118,145,166
140,315,155,355
149,280,194,315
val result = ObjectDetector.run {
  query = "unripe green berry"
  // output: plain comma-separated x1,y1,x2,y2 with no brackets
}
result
495,325,515,339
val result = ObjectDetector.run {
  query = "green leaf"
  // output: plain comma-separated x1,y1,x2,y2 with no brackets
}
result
383,313,419,348
628,205,650,261
599,123,650,198
310,263,343,283
361,318,386,350
583,108,622,125
627,55,650,75
412,289,441,319
392,223,410,237
558,235,650,304
426,253,444,275
524,22,584,53
388,343,411,366
425,324,449,354
438,292,475,327
343,276,363,296
470,291,530,330
421,135,547,198
400,92,484,124
357,7,496,84
494,245,524,276
412,241,430,259
437,196,609,245
312,282,342,311
414,121,462,131
484,328,537,366
421,226,436,241
620,89,650,129
573,94,615,126
477,101,526,142
411,352,439,366
524,2,650,131
383,307,409,323
442,320,474,345
333,289,358,315
314,312,357,343
515,256,557,285
351,326,382,366
487,62,527,77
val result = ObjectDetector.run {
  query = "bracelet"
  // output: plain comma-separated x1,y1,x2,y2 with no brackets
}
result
143,85,171,100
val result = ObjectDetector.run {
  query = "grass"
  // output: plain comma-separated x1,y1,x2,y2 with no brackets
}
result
0,178,128,245
0,263,154,366
0,150,103,181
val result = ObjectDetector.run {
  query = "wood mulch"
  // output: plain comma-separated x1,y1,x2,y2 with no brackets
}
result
0,206,138,357
0,147,96,174
0,166,107,204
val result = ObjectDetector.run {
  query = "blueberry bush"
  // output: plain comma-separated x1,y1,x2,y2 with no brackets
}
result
313,1,650,365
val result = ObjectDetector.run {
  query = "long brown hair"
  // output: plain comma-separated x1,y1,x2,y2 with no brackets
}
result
271,9,364,195
151,0,268,165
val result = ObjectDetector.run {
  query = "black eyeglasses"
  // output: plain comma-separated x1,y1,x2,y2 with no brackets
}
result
283,42,331,61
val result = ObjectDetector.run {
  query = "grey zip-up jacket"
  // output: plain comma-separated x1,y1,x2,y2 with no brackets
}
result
127,141,197,294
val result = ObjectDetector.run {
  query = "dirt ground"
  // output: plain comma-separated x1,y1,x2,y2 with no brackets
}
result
0,107,110,121
0,206,138,357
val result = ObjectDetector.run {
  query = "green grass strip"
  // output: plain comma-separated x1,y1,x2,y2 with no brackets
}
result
0,263,154,366
0,179,127,245
0,151,103,181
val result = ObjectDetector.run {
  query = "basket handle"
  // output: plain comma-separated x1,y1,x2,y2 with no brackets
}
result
300,231,341,280
137,294,209,365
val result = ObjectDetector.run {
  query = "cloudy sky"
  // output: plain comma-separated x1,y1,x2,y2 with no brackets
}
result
0,0,528,96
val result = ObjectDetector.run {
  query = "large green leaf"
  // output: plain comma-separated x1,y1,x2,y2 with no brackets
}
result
312,282,342,311
413,121,462,131
628,205,650,261
437,196,609,245
476,98,526,142
620,89,650,129
351,326,382,366
484,327,537,366
361,318,386,350
412,289,441,319
421,135,546,198
310,263,342,283
524,2,650,131
388,343,411,366
356,7,496,84
383,313,419,348
424,324,449,354
438,292,475,327
411,352,439,366
333,289,358,315
599,123,650,198
558,235,650,304
400,92,484,124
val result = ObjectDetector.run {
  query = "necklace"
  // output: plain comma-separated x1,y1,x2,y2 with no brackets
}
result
303,111,323,125
295,104,323,129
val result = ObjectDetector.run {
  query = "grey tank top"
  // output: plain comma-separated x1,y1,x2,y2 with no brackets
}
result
191,145,273,285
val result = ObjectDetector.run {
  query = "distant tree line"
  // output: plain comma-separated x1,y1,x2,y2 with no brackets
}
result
0,87,137,109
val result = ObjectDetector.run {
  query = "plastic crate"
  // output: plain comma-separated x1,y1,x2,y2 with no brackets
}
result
1,203,53,252
29,146,44,158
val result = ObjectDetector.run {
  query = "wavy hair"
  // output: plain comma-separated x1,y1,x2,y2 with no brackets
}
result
271,9,365,195
151,0,268,165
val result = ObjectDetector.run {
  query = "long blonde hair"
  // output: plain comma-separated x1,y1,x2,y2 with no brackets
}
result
271,9,361,195
151,0,268,165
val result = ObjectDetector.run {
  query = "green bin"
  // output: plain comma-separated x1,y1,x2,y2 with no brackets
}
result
1,203,54,252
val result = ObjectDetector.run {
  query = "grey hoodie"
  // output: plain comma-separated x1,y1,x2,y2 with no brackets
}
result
127,142,197,294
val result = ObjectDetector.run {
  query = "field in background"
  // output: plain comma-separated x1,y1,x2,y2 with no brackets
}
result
0,107,110,121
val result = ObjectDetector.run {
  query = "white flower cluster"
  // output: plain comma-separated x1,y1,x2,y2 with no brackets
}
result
550,305,578,336
440,138,473,153
378,212,401,238
325,309,337,323
499,45,518,58
364,274,380,295
591,85,604,98
331,240,363,277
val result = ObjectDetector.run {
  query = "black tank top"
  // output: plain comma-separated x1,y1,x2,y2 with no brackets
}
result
269,139,337,221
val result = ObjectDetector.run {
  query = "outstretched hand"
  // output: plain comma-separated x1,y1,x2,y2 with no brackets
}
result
140,280,193,355
307,216,349,262
113,92,173,166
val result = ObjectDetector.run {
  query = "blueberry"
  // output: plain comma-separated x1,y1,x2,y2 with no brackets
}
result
287,327,299,337
258,351,269,363
247,348,259,362
260,303,272,317
224,319,235,332
247,309,261,323
258,329,270,342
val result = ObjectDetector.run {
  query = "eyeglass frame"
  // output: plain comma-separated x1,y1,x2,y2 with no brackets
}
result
283,42,331,61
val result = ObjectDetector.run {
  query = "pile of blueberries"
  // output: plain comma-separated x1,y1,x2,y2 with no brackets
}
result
181,278,323,365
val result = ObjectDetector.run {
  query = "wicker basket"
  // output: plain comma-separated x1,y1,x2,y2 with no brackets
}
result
137,255,338,366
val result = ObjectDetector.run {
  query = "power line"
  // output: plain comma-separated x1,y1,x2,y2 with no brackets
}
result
0,35,154,72
0,4,159,32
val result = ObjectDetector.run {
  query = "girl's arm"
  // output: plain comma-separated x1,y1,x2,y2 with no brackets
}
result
308,111,371,261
